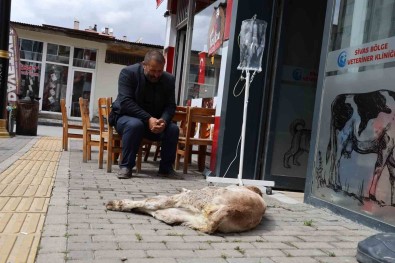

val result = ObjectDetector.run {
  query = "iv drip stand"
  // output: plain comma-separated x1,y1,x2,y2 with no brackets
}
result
237,70,250,186
206,70,275,193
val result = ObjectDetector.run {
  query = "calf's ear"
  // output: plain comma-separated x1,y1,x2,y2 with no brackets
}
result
245,186,263,197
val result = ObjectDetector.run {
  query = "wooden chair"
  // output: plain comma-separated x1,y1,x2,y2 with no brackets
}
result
79,97,100,163
98,97,122,172
149,106,188,162
61,98,83,151
175,107,215,174
136,139,156,173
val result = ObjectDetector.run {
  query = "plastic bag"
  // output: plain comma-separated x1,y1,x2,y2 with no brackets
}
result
237,17,267,72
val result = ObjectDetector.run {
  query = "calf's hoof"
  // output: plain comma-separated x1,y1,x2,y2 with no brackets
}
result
106,200,122,211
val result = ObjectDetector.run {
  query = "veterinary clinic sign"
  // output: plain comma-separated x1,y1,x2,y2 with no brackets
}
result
326,36,395,72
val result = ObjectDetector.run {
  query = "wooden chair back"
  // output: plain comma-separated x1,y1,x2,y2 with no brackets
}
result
61,98,83,151
79,97,100,162
175,107,215,174
97,97,122,172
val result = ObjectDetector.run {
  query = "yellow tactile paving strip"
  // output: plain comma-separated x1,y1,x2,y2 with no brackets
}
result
0,137,61,263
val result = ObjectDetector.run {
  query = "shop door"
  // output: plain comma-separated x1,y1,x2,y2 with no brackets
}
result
262,0,327,191
69,70,93,118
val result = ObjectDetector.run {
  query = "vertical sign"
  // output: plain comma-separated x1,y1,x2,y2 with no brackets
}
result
208,6,225,56
198,51,206,85
224,0,232,40
7,25,20,106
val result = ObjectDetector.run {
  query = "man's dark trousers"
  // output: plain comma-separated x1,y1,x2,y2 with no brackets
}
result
116,115,179,173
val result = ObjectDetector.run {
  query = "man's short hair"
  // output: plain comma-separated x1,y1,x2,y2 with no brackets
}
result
144,50,165,65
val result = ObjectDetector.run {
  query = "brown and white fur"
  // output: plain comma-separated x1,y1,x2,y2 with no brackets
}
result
106,185,267,234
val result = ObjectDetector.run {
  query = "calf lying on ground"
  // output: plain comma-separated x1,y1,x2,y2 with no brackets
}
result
106,185,267,234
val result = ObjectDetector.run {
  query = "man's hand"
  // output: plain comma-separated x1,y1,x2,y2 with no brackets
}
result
148,117,166,134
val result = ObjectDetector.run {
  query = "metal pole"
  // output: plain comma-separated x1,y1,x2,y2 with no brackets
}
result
0,0,12,119
238,70,250,185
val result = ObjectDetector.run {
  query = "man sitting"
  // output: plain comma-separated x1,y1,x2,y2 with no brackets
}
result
111,50,180,179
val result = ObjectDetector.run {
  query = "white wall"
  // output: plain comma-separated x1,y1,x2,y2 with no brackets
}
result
15,28,125,119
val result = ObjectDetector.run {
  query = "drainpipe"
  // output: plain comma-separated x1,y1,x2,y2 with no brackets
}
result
179,0,195,104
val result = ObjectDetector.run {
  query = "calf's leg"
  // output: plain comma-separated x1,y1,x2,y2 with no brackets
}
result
106,195,179,212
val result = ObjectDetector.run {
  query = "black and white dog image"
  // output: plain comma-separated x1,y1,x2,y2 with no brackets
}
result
283,119,311,168
326,90,395,205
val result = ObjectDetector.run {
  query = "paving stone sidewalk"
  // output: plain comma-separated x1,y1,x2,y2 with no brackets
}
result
1,137,379,263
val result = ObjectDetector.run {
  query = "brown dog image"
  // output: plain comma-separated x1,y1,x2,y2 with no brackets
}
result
106,185,267,234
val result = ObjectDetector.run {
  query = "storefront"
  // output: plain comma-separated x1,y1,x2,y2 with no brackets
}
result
164,0,395,231
8,22,162,121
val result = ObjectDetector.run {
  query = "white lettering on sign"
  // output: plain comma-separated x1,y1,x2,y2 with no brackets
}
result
326,36,395,72
7,27,19,103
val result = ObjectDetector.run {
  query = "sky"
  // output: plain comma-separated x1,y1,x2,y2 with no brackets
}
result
10,0,168,46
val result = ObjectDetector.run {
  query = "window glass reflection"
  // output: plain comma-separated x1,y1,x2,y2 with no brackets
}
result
42,64,68,112
46,43,70,64
186,0,225,103
19,39,43,61
73,48,97,69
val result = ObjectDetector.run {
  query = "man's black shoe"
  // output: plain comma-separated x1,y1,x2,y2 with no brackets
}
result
157,169,184,180
117,167,132,179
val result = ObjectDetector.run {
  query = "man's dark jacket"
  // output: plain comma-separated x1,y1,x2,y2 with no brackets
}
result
111,63,176,126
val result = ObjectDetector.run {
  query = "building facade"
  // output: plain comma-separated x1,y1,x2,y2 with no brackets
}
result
9,22,163,121
163,0,395,231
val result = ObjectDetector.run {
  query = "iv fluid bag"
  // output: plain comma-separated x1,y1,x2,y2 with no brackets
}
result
237,18,267,72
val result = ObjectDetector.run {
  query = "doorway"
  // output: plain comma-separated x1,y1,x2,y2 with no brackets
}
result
262,0,327,191
69,70,93,118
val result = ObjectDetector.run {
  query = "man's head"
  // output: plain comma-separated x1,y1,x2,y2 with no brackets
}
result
143,50,166,83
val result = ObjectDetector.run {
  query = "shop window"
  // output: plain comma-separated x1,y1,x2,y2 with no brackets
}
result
19,39,43,61
105,50,144,66
185,0,225,104
42,64,68,112
19,61,41,99
311,0,395,226
47,43,70,64
73,48,97,69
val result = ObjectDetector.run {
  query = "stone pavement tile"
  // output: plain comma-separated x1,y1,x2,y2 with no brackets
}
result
226,259,275,263
118,241,167,250
252,241,297,249
271,257,319,263
35,252,65,263
164,241,212,250
314,257,358,263
94,249,147,259
41,224,67,237
320,248,357,257
210,242,256,250
291,242,336,249
67,250,94,260
67,241,118,251
244,249,285,257
38,236,67,254
67,260,120,263
283,249,327,257
177,259,227,263
296,235,340,242
146,249,197,258
194,249,244,258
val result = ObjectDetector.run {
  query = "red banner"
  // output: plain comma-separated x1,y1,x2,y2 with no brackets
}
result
156,0,164,8
198,52,207,85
